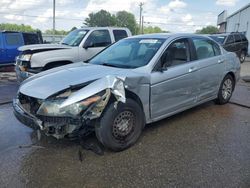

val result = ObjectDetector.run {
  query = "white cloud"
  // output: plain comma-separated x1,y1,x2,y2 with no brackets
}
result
182,14,192,22
85,0,150,13
34,9,70,23
4,14,23,21
216,0,238,6
168,0,187,9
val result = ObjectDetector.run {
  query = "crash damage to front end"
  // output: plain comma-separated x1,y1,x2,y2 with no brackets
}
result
13,75,127,139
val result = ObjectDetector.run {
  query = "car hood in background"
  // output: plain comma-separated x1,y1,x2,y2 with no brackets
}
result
18,43,72,51
19,63,147,99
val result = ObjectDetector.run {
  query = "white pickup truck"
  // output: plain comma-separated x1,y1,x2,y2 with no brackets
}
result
15,27,131,82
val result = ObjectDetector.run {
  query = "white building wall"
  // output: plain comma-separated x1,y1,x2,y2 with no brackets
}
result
226,5,250,55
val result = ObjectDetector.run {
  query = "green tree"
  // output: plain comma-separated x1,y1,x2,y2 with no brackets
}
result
115,11,137,35
0,23,38,32
196,25,219,34
45,29,68,35
84,10,116,27
143,26,168,34
70,27,77,32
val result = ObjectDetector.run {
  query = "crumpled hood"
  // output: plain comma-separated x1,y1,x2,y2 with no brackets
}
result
19,63,136,99
18,43,72,51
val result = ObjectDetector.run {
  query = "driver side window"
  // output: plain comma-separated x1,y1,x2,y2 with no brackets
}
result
84,30,111,48
160,38,190,68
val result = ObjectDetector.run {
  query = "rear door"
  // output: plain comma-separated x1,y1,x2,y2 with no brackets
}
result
192,37,224,101
113,30,128,42
3,32,24,64
234,34,243,56
224,35,235,53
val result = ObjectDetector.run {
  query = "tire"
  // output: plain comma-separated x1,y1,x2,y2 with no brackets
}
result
239,51,246,63
215,74,235,105
95,98,145,151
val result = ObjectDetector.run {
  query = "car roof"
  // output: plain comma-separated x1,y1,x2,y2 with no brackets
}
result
209,33,229,37
126,33,211,40
77,27,130,31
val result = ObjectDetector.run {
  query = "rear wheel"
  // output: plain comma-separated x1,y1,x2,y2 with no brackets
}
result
215,74,235,105
95,99,145,151
239,51,246,63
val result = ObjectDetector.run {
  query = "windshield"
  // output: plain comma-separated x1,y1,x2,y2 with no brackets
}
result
89,38,165,69
61,29,88,46
209,35,226,44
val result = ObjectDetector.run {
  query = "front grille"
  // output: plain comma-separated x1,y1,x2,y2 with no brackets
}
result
18,93,41,115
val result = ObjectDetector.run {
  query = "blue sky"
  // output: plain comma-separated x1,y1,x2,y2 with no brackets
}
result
0,0,249,32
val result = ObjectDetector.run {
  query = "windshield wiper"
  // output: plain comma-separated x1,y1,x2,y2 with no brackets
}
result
61,42,69,46
101,63,119,68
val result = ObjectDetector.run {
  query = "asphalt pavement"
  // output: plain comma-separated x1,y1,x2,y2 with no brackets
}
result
0,60,250,187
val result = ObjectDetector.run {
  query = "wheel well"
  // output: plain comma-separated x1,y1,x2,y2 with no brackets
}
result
125,89,144,110
226,72,236,90
43,61,73,70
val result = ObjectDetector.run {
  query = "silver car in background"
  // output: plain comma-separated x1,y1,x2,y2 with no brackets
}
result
13,33,240,151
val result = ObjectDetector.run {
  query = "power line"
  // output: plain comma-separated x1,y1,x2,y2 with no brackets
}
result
144,21,207,27
0,12,83,21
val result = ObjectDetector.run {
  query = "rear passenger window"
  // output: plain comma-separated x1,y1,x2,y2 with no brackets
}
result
85,30,111,47
23,33,40,45
226,35,234,44
5,34,22,46
193,39,216,59
241,34,247,41
234,34,241,43
113,30,128,41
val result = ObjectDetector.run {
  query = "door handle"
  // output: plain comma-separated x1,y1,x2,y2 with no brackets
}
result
188,67,197,73
218,59,225,64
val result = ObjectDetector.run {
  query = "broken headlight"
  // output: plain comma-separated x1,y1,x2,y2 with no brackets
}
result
37,95,101,117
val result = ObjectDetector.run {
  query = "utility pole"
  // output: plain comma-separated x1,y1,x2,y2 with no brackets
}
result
53,0,55,43
139,2,144,34
142,16,144,34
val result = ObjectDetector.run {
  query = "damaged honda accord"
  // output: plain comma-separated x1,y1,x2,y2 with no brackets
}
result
13,34,240,151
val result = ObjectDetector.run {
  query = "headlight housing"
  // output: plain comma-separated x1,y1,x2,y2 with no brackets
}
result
37,95,101,117
20,54,32,61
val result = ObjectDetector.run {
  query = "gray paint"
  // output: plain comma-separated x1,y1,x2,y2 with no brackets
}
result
17,33,241,136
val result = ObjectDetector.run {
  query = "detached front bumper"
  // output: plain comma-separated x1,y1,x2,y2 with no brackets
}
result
13,98,42,130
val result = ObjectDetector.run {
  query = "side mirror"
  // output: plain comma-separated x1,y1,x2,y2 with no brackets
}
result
160,66,168,72
83,41,93,49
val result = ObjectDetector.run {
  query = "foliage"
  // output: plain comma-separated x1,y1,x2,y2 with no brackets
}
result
0,23,38,32
84,10,116,27
84,10,166,35
196,25,219,34
70,27,77,32
143,26,169,34
115,11,137,35
45,29,69,35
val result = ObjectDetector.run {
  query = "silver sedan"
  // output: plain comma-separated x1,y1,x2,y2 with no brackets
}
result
13,33,240,151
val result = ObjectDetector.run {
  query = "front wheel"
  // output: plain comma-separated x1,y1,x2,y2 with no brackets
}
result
215,74,235,105
95,99,145,151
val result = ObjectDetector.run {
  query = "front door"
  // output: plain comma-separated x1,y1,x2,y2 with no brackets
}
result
150,38,199,119
79,30,112,61
3,33,24,64
0,33,5,64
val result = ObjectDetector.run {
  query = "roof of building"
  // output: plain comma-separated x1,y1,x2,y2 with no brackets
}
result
227,3,250,19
